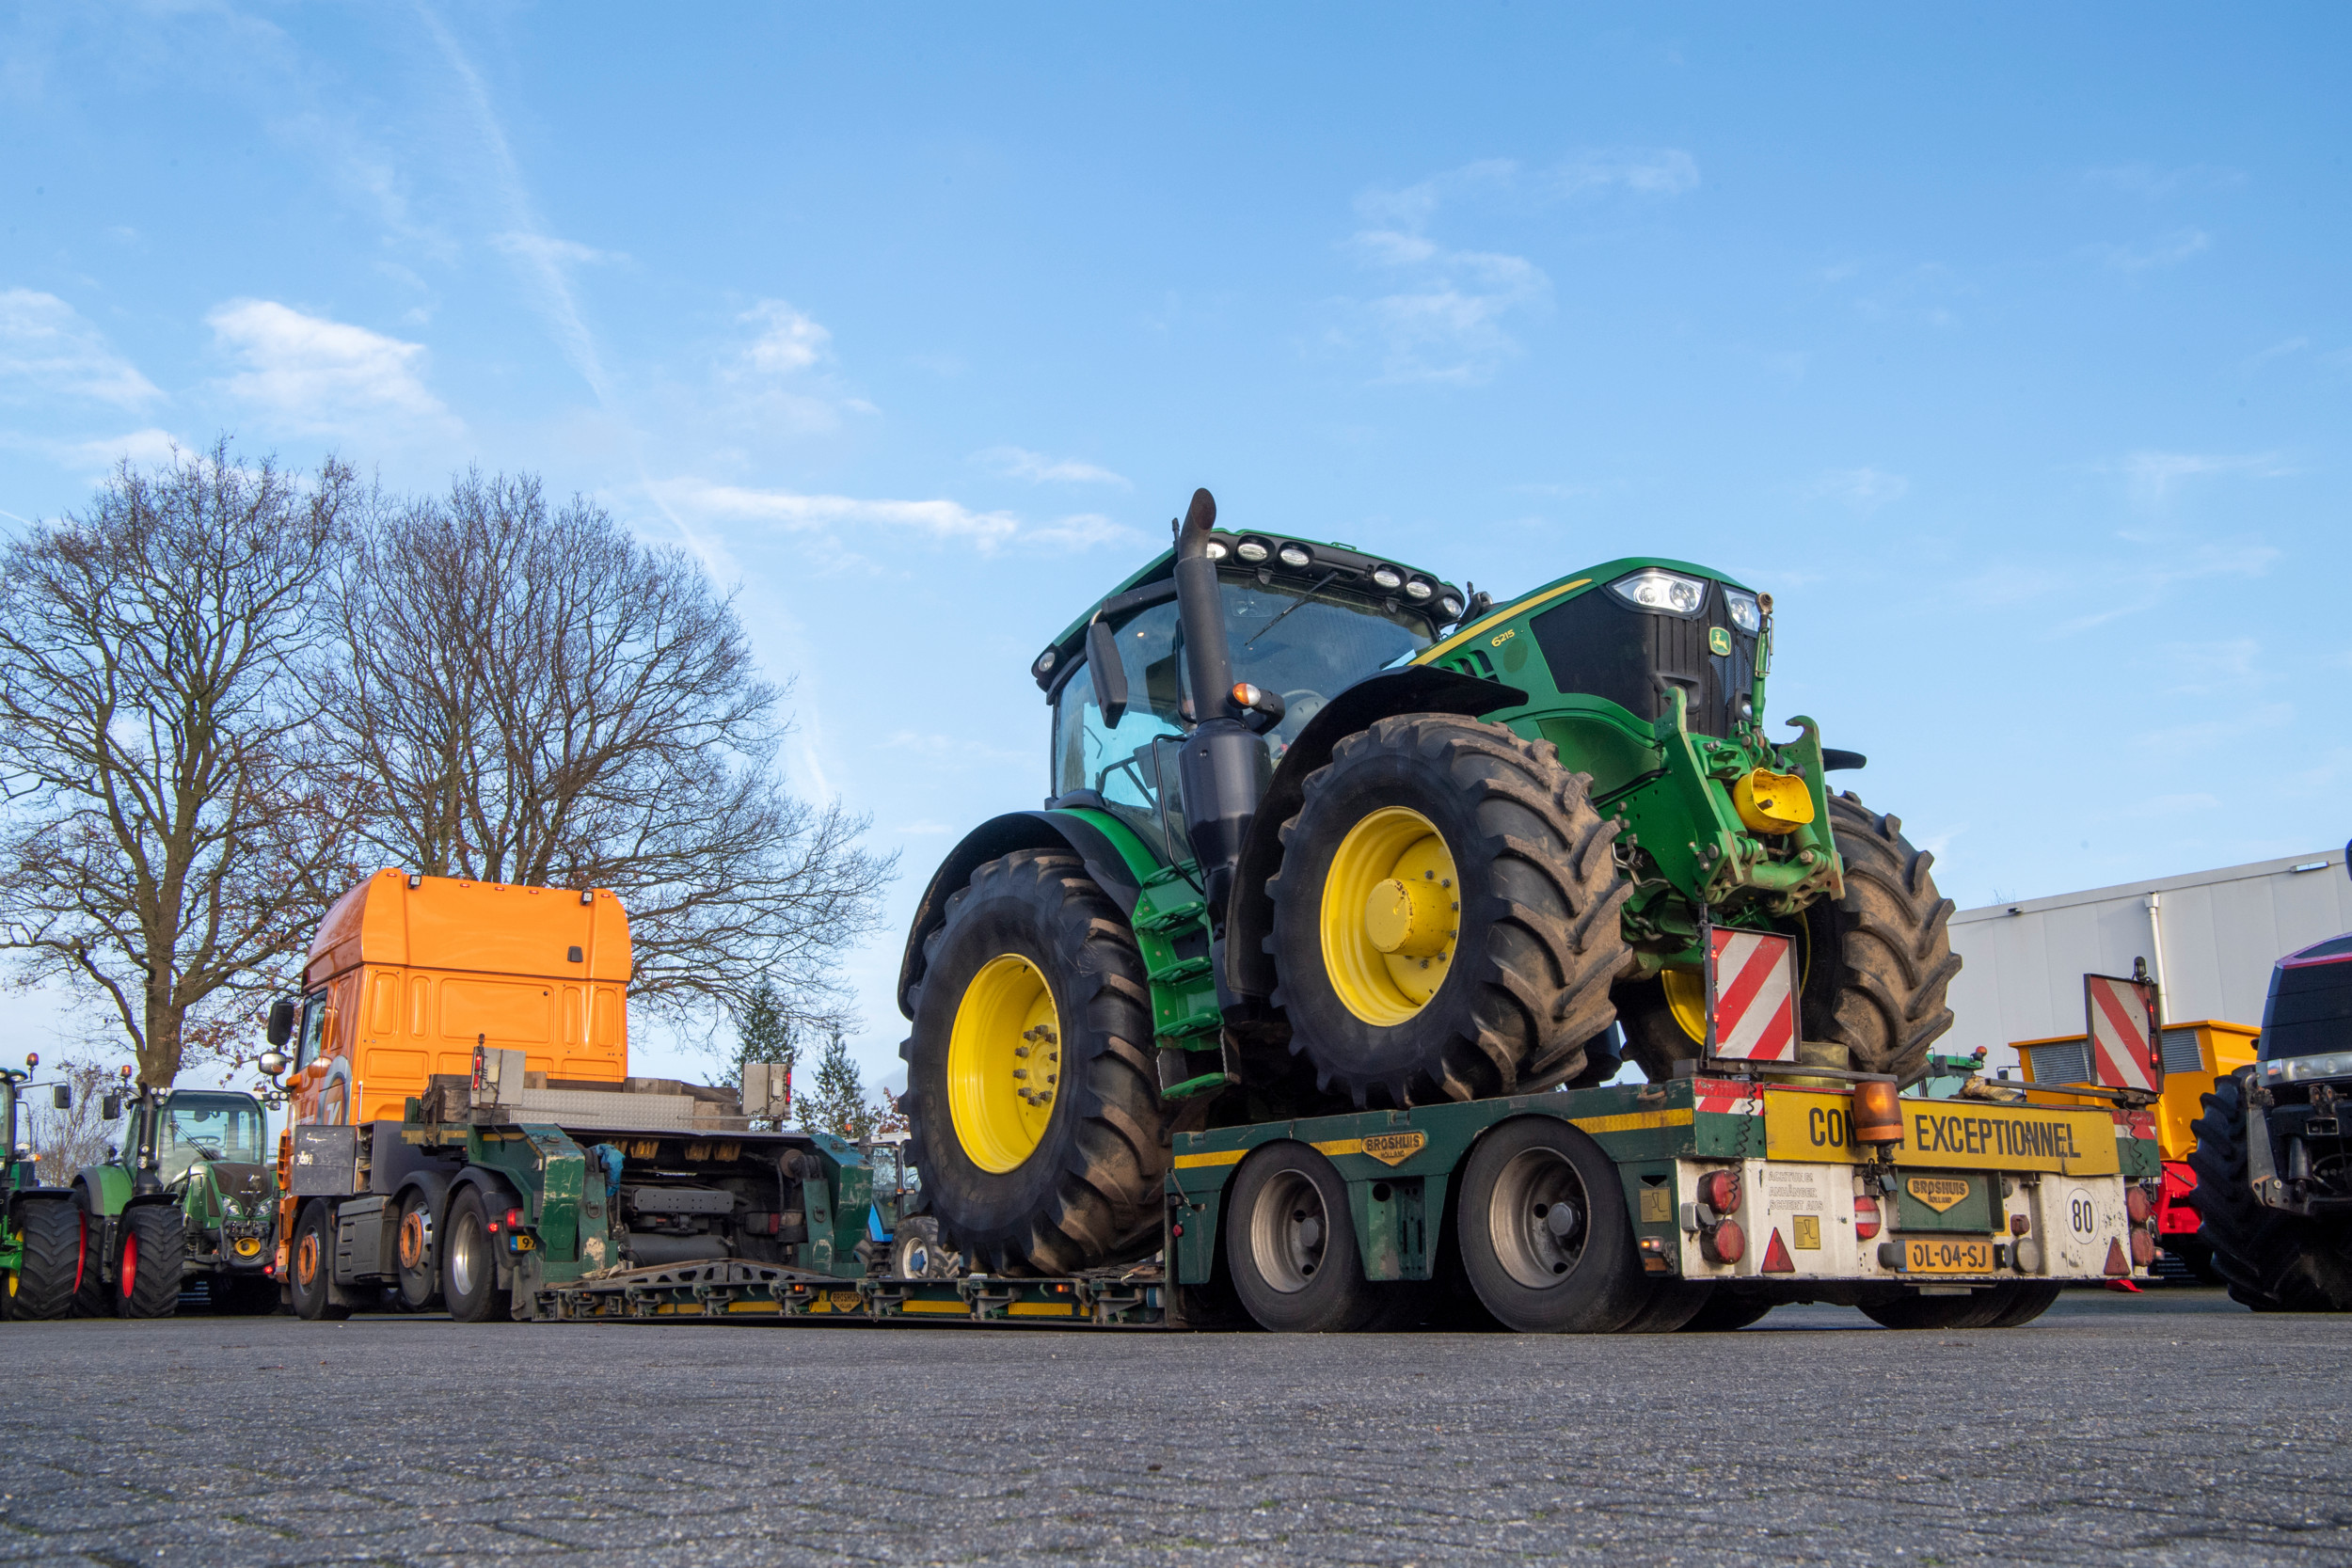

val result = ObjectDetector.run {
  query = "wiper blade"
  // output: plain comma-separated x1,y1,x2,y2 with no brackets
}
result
1246,570,1342,648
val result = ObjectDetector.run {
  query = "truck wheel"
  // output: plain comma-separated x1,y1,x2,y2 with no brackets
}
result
1225,1143,1392,1332
441,1188,513,1323
394,1189,443,1310
1454,1117,1651,1333
2187,1073,2352,1311
1617,1277,1710,1333
8,1197,83,1321
71,1191,106,1318
114,1203,183,1320
1618,793,1957,1085
901,849,1166,1275
1677,1291,1773,1332
1266,717,1631,1108
289,1202,349,1322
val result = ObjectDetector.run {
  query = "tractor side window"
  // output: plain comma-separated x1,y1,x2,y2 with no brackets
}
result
1051,600,1191,862
293,992,327,1072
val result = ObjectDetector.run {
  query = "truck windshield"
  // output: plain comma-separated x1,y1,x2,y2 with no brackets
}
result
158,1094,267,1181
2262,942,2352,1060
1050,578,1432,862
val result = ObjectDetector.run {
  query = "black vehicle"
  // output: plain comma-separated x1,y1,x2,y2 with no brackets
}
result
2188,849,2352,1310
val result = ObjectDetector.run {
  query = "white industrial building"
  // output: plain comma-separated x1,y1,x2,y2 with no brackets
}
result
1945,847,2352,1069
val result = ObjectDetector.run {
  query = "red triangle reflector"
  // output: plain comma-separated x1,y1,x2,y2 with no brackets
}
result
1761,1227,1795,1274
2103,1237,2129,1276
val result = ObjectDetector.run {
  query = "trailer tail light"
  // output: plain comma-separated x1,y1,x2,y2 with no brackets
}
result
505,1209,525,1230
1697,1170,1741,1216
2130,1230,2156,1268
1853,1194,1881,1242
1701,1218,1745,1265
2125,1186,2153,1226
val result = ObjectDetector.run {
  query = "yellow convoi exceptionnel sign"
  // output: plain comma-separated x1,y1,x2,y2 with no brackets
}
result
1762,1088,2118,1176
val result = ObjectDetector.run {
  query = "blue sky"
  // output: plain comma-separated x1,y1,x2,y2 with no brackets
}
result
4,5,2347,1085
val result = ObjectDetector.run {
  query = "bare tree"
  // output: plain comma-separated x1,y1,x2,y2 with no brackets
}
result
0,442,360,1085
321,469,892,1036
30,1060,127,1184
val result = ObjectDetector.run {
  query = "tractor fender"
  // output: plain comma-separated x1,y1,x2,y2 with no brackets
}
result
897,809,1149,1017
72,1164,135,1220
1223,666,1525,1002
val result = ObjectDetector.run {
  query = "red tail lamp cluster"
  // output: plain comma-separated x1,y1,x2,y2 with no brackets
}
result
1701,1217,1746,1265
1696,1170,1741,1215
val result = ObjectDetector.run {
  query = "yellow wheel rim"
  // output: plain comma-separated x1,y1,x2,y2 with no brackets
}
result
1321,806,1460,1026
946,954,1062,1173
1661,966,1708,1043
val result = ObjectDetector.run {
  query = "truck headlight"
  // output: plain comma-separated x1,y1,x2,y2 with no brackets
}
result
1724,589,1762,634
1609,568,1708,616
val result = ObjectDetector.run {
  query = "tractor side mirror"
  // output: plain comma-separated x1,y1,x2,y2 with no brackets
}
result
101,1094,122,1122
257,1051,288,1077
1085,617,1129,727
265,998,295,1048
52,1085,70,1110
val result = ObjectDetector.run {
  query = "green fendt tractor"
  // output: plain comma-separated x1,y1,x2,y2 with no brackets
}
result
898,490,1958,1275
2,1055,87,1320
72,1078,278,1317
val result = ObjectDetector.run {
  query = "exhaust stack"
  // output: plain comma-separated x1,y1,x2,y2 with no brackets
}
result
1171,488,1265,928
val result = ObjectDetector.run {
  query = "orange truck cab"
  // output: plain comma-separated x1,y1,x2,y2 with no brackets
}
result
2014,1019,2257,1277
278,870,631,1130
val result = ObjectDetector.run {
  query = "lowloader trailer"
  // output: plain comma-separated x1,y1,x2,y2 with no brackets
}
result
276,1043,2156,1330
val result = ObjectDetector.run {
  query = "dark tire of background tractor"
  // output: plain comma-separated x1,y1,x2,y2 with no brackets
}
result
1225,1143,1395,1333
71,1193,106,1318
1676,1291,1774,1332
2163,1242,2224,1287
1266,717,1632,1108
114,1203,183,1320
1454,1117,1653,1333
2187,1073,2352,1311
1983,1282,2063,1328
902,850,1168,1276
8,1197,83,1321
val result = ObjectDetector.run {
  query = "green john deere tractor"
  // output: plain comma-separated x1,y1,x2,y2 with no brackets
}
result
72,1079,278,1317
1,1055,87,1321
898,490,1958,1275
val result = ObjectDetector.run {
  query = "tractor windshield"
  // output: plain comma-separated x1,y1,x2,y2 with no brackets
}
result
156,1094,267,1182
1051,576,1431,863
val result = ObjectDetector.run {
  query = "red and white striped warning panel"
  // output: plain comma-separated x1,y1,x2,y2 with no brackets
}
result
1708,929,1799,1064
2084,974,2161,1092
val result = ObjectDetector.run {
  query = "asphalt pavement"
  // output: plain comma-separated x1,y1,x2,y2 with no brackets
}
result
0,1287,2344,1566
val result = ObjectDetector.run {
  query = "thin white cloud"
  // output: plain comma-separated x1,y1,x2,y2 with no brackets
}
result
1808,467,1909,512
736,300,831,375
2118,449,2292,507
656,478,1137,555
1549,148,1700,198
207,299,453,432
2096,229,2211,272
0,289,161,406
2083,163,2246,198
976,446,1130,487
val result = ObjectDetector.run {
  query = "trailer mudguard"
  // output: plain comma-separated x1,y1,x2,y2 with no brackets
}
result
1223,666,1527,1002
897,808,1151,1015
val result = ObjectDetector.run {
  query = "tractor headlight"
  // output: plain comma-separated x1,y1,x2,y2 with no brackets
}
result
1724,590,1762,634
1609,567,1708,616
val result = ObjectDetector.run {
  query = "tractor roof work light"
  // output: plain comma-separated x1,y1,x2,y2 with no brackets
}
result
1403,578,1435,601
1371,565,1404,590
1608,567,1708,616
1235,536,1271,562
1277,542,1313,568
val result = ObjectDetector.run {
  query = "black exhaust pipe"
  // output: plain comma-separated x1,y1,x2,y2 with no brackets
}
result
1171,488,1266,930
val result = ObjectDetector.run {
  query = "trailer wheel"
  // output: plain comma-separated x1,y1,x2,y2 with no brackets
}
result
7,1197,83,1321
71,1190,105,1318
394,1189,443,1310
1982,1282,2062,1328
114,1203,183,1320
1454,1117,1651,1333
1677,1291,1774,1333
1859,1289,2008,1330
2187,1072,2352,1310
1617,1277,1710,1333
442,1187,513,1323
1267,717,1631,1107
1226,1143,1398,1332
289,1202,348,1322
901,849,1167,1275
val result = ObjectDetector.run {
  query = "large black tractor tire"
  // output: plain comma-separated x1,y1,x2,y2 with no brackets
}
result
1224,1143,1406,1333
902,849,1168,1275
1454,1117,1654,1333
114,1202,183,1320
1620,791,1958,1085
1266,717,1631,1108
71,1192,106,1318
8,1197,85,1321
2187,1073,2352,1311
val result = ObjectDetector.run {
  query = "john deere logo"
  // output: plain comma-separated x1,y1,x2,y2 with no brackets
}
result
1906,1176,1973,1212
1708,626,1732,657
1360,1131,1427,1166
